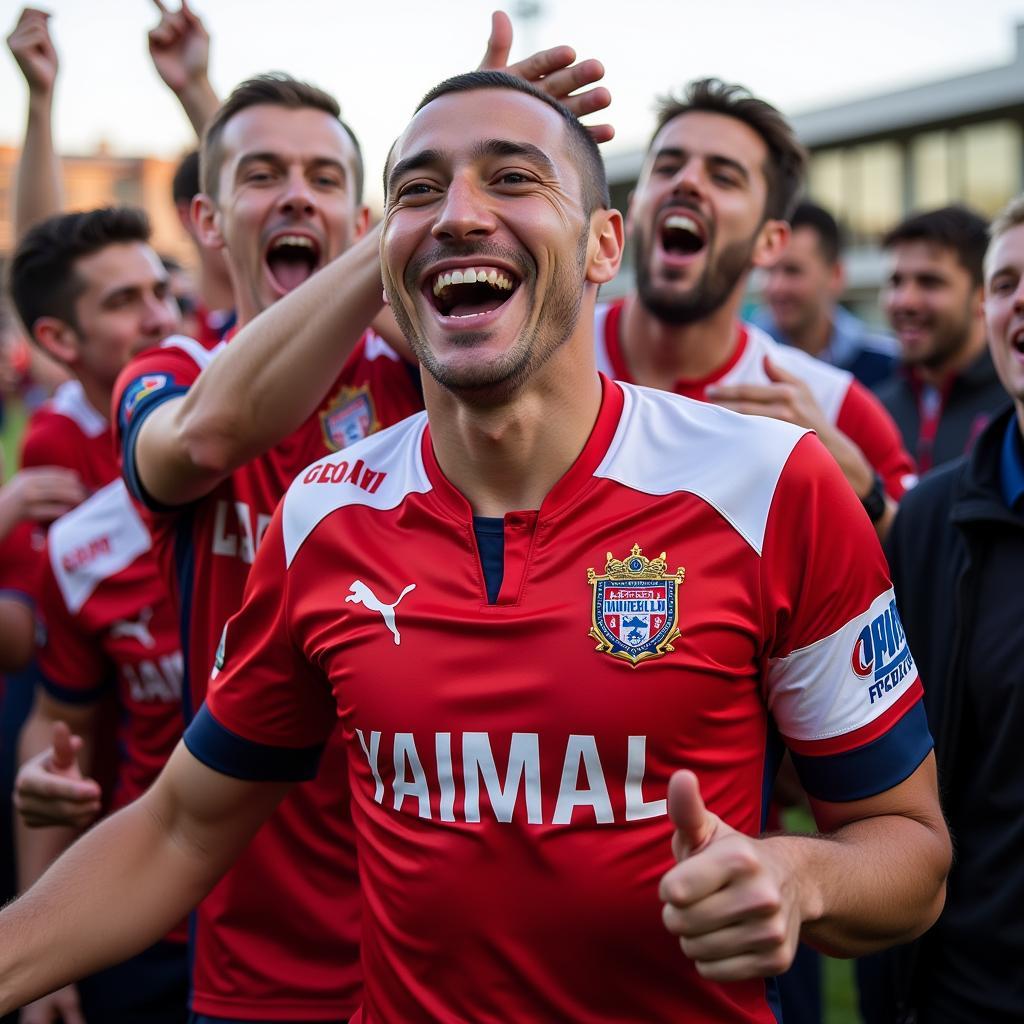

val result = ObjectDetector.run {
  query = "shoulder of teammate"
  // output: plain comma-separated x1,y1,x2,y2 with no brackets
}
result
760,432,930,802
113,336,220,505
282,409,430,567
20,407,82,473
0,519,45,601
836,376,917,499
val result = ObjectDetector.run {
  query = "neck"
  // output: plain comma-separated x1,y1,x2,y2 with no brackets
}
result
619,285,745,389
424,333,602,517
79,375,112,424
914,321,987,389
198,248,235,312
786,307,833,357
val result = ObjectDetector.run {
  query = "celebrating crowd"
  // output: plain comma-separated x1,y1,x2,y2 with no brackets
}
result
0,4,1020,1024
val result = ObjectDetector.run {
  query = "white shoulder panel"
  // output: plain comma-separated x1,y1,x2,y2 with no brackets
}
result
592,303,615,378
50,380,106,438
726,323,853,426
282,412,432,567
596,383,808,556
49,480,152,614
364,332,401,363
159,334,225,369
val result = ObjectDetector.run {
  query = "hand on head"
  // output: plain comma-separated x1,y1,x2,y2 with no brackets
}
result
479,10,613,143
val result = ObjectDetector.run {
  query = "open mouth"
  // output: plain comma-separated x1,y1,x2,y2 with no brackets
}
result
427,265,521,319
660,213,706,256
265,234,322,293
1012,329,1024,354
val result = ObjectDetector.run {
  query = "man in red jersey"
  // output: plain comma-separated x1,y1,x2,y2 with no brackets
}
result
8,208,182,493
598,80,916,539
0,71,948,1024
15,478,187,1024
106,22,609,1020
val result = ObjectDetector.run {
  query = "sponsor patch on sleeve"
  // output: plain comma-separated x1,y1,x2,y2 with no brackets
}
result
120,374,173,429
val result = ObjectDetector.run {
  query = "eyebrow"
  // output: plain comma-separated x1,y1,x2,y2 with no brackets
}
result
235,151,348,180
387,138,557,193
651,146,750,183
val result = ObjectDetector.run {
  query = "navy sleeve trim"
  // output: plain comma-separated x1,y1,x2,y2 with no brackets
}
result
183,703,324,782
0,588,35,607
119,383,189,511
39,671,109,705
791,699,934,803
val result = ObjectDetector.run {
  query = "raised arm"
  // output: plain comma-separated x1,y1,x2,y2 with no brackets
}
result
0,742,289,1015
147,0,219,139
6,7,63,238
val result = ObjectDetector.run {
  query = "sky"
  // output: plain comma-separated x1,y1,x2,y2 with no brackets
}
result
2,0,1024,207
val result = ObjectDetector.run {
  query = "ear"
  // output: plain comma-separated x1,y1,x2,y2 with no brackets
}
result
586,208,625,286
174,200,197,241
192,193,225,251
970,282,986,319
31,317,79,368
751,218,790,270
353,204,372,241
829,259,846,300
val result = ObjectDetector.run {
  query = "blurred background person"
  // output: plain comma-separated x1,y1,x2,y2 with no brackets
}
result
755,200,899,388
878,205,1007,472
859,193,1024,1024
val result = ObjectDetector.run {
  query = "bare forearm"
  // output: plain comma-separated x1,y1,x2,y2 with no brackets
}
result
771,813,949,957
143,226,385,504
174,76,220,138
15,93,63,239
0,797,214,1013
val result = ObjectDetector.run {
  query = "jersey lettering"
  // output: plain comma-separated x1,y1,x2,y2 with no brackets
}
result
302,457,388,493
211,500,273,564
356,729,664,827
121,652,184,703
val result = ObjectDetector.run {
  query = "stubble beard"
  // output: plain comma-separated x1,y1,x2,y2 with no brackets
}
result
634,224,757,326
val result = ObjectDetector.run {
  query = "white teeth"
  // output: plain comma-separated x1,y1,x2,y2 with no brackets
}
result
430,266,516,297
272,234,315,250
664,214,700,235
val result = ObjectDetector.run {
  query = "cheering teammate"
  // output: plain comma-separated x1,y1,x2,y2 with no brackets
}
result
597,81,916,537
0,71,949,1023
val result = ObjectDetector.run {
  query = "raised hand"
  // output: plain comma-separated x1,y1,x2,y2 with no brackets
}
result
658,769,803,981
148,0,209,96
479,10,613,143
6,8,58,97
14,722,102,829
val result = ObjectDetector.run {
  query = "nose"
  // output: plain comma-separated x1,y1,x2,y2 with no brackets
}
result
431,174,496,243
670,157,706,201
144,291,180,339
278,167,317,219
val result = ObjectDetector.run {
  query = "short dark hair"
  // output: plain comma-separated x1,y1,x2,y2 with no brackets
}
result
395,70,610,215
200,72,364,204
172,149,201,206
8,206,151,335
791,201,843,264
651,79,807,221
883,205,989,288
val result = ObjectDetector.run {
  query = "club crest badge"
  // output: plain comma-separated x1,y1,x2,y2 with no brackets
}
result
320,385,380,451
587,544,685,667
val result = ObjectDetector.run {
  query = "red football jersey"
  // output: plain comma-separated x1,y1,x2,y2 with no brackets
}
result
38,480,183,812
113,331,423,1020
596,300,917,500
21,379,118,490
188,377,932,1023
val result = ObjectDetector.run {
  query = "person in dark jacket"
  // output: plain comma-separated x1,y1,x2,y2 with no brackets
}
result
859,195,1024,1024
878,206,1007,473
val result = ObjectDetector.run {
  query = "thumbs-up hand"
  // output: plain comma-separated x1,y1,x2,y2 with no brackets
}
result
658,770,803,981
14,722,102,829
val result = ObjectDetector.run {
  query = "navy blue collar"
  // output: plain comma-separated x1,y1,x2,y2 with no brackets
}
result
999,413,1024,511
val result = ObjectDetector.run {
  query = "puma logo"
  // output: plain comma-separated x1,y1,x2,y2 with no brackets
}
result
110,606,155,649
345,580,416,646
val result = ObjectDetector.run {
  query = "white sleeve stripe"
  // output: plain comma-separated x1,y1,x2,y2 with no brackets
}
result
766,588,919,743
